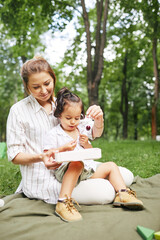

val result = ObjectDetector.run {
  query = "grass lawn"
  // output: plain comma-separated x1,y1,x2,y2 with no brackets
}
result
0,139,160,196
92,139,160,178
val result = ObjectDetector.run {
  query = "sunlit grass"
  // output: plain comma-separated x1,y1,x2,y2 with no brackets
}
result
92,139,160,178
0,139,160,196
0,158,21,196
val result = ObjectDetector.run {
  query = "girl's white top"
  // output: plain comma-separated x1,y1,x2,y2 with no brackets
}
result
7,95,94,204
43,124,98,171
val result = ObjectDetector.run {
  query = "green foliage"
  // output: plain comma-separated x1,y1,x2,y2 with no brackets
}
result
99,0,160,139
0,0,77,141
0,0,160,141
0,0,76,35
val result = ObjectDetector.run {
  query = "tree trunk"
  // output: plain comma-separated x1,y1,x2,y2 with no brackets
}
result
151,0,159,139
151,37,159,139
115,122,121,140
81,0,109,105
21,55,28,98
120,51,129,139
133,103,138,140
151,104,157,139
21,55,27,63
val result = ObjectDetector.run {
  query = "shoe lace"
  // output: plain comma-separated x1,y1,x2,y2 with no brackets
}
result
63,195,80,213
126,188,137,197
117,188,137,197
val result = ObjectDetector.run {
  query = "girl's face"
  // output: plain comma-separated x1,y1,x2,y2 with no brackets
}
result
60,102,82,132
27,72,54,105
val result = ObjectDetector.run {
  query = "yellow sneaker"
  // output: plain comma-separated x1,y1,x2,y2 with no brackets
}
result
113,188,144,210
55,196,82,222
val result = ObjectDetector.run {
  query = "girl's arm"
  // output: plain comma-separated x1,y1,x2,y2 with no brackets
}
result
57,140,77,152
79,134,93,149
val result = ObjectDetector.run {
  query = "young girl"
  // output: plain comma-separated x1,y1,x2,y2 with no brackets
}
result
43,87,143,222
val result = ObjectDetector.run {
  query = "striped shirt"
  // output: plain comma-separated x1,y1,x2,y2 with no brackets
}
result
7,95,94,204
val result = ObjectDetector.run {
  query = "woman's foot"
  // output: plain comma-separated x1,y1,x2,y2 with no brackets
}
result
55,196,82,222
113,188,144,210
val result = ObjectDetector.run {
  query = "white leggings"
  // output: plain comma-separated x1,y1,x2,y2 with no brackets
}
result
71,163,134,205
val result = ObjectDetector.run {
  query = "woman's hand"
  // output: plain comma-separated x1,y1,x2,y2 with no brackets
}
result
42,141,77,169
42,149,61,170
86,105,104,138
86,105,103,123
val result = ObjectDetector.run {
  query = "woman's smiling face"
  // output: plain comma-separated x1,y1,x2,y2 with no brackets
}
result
27,71,54,105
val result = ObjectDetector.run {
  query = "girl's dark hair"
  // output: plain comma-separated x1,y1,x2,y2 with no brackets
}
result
21,56,56,101
54,87,85,119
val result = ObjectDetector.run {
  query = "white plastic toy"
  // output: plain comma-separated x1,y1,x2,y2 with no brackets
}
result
55,148,102,163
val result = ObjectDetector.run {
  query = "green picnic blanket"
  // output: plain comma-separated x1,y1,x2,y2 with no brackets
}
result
0,174,160,240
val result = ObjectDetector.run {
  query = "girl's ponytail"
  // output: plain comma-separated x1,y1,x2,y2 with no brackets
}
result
54,87,85,119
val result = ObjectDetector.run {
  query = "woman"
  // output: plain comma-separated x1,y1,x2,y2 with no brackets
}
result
7,56,134,205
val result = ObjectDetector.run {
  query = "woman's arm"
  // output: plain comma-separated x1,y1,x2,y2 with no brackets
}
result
12,152,43,165
13,150,61,169
86,105,104,138
7,106,61,169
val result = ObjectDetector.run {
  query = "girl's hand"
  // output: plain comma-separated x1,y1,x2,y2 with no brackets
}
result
60,140,77,152
42,149,61,170
79,134,89,148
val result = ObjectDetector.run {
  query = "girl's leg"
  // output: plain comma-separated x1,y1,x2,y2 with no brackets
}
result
56,161,84,222
90,162,126,191
90,162,143,210
59,161,84,198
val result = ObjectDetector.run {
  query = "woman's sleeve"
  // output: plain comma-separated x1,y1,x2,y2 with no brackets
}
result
7,107,26,161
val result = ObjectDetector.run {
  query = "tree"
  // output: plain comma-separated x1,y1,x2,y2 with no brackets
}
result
0,0,76,62
0,0,77,141
119,0,160,138
80,0,109,105
0,43,23,141
145,0,160,139
58,0,158,139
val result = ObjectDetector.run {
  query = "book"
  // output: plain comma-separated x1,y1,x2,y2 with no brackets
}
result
55,148,101,163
